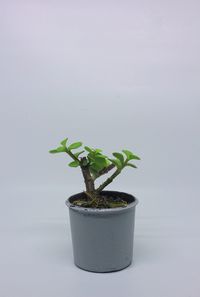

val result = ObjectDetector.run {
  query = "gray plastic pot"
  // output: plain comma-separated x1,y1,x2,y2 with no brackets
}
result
66,190,138,273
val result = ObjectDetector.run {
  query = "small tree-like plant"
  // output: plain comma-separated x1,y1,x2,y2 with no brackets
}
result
49,138,140,208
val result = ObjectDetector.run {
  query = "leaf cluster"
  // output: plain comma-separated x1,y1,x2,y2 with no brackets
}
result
49,138,140,178
110,149,140,171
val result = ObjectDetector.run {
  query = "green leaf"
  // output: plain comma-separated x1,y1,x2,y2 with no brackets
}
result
122,149,140,160
109,158,122,169
87,154,94,162
49,149,58,154
49,146,66,153
97,153,107,158
56,146,66,152
90,155,107,171
84,146,93,153
68,161,80,167
126,163,137,168
112,152,124,165
130,154,140,160
105,158,111,166
89,167,99,178
94,156,107,167
90,162,100,172
68,142,82,150
74,150,84,158
94,148,102,153
60,138,68,147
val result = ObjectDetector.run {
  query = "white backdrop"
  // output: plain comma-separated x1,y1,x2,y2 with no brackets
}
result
1,0,200,296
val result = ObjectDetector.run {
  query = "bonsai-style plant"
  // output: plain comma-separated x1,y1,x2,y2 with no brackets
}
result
49,137,140,208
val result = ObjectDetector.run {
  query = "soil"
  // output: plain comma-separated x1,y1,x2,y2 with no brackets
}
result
72,193,128,209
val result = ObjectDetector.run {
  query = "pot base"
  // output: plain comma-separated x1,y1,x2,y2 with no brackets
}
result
75,261,132,273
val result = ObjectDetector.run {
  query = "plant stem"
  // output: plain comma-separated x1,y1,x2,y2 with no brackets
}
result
96,168,121,193
65,149,80,163
65,151,95,197
80,157,95,195
94,164,115,180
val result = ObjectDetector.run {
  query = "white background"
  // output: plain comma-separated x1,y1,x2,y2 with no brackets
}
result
0,0,200,296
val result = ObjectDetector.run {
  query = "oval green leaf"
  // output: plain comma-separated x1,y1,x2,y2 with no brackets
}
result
74,150,84,158
91,156,107,171
84,146,93,153
109,158,122,169
49,149,58,154
49,146,66,153
68,142,82,150
94,148,102,153
122,149,140,160
68,161,80,167
126,163,137,168
60,138,68,147
112,152,124,165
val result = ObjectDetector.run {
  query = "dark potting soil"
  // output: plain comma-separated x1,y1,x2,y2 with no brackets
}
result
72,194,128,209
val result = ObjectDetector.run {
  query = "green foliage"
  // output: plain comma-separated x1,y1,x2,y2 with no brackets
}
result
60,138,68,147
112,152,124,166
49,149,59,154
94,148,102,153
85,147,110,176
84,146,93,153
49,146,66,153
122,149,140,160
126,163,137,168
109,149,140,171
68,161,79,167
49,137,141,196
109,158,122,169
68,142,82,150
74,150,84,158
50,139,140,171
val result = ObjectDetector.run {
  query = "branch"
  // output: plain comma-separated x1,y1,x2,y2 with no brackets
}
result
94,164,115,179
65,149,80,163
80,157,95,194
96,168,121,193
65,152,94,195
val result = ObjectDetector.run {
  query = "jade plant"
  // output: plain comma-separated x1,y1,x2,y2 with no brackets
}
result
49,138,140,208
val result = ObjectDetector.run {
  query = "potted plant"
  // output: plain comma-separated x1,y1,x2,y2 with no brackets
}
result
49,138,140,272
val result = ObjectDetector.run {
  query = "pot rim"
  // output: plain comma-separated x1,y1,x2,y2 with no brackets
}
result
65,190,138,215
